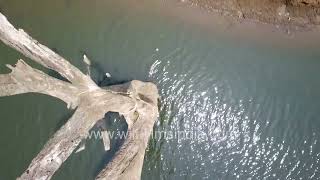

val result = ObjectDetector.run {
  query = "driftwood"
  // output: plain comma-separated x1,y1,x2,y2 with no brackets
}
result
0,12,159,180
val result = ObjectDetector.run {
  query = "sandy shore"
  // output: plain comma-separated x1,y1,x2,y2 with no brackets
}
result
182,0,320,31
147,0,320,49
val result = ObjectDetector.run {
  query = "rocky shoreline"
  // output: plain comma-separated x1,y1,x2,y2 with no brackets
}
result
182,0,320,30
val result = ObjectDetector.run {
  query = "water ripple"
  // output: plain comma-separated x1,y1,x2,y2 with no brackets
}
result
144,57,320,179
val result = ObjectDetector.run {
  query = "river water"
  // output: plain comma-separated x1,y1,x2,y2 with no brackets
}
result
0,0,320,179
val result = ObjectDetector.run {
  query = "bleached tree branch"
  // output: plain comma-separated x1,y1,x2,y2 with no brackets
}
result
17,87,137,180
0,13,97,89
0,12,159,180
0,59,81,108
97,81,159,180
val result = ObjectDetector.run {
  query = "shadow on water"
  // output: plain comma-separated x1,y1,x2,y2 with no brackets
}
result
45,48,132,86
92,112,128,177
2,0,320,179
79,51,132,87
52,112,129,180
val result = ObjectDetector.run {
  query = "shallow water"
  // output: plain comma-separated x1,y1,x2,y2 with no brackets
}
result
0,0,320,179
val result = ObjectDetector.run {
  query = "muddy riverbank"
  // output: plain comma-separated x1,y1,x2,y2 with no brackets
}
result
183,0,320,30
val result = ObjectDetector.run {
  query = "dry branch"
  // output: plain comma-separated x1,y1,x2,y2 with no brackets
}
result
0,59,81,108
97,96,158,180
0,13,158,180
0,13,97,88
17,89,137,180
0,12,159,180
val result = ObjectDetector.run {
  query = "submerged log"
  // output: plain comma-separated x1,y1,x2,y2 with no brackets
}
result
0,12,159,180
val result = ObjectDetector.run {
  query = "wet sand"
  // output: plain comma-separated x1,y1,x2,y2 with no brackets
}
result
152,0,320,49
186,0,320,29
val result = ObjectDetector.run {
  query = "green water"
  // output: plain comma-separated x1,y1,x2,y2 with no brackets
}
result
0,0,320,179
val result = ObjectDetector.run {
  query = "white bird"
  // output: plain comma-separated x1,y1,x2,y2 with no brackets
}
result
83,54,91,76
83,54,91,66
105,72,111,78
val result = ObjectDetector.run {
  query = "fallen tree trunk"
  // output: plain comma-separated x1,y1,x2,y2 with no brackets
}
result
0,13,97,88
97,81,159,180
0,12,159,180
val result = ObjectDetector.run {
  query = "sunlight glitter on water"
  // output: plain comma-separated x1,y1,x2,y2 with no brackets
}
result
146,56,320,179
